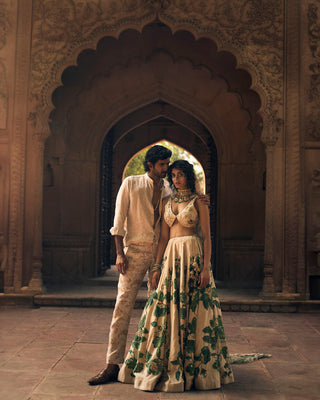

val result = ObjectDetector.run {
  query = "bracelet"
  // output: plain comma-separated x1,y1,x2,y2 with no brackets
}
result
151,263,161,272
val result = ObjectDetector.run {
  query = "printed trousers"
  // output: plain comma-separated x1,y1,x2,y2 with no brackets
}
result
106,242,157,364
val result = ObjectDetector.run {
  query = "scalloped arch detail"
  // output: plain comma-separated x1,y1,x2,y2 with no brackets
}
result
38,23,264,128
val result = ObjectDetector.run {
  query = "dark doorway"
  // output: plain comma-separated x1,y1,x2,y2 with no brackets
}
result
98,112,218,276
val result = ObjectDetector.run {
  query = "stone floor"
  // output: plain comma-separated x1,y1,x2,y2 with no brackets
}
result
0,307,319,400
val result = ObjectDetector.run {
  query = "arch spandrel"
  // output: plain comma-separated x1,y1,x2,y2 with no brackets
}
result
30,0,284,147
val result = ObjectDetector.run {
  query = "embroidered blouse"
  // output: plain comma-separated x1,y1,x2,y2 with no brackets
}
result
164,196,199,228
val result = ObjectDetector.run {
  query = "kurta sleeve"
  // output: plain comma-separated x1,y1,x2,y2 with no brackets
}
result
110,177,130,237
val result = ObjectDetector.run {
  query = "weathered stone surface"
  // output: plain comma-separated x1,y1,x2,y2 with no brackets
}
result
0,307,319,399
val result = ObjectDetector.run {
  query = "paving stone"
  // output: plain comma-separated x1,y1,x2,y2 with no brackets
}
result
0,308,319,399
27,394,56,400
33,371,96,397
275,376,320,398
223,393,285,400
0,369,41,400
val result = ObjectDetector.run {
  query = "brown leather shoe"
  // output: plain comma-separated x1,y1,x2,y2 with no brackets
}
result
88,364,120,385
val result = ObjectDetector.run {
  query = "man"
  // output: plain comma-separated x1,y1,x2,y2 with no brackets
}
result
88,145,172,385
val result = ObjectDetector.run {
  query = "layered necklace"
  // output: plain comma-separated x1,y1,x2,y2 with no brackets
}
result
172,188,196,203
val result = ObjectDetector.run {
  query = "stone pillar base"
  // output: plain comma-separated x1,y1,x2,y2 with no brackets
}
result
21,281,46,295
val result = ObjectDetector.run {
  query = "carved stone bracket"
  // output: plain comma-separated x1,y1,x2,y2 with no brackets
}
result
261,111,284,147
27,106,51,142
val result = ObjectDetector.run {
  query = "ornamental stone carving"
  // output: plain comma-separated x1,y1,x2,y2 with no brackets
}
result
307,2,320,140
27,107,51,141
143,0,171,11
0,2,10,130
0,61,8,129
30,0,284,143
0,2,10,51
160,0,284,138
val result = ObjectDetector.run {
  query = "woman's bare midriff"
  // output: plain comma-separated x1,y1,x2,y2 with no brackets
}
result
169,221,197,239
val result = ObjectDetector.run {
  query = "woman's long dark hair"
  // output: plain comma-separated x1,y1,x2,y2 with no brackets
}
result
167,160,196,193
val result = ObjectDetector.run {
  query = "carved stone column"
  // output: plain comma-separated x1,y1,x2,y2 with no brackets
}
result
22,110,50,294
6,0,33,293
26,134,45,293
261,136,277,297
283,0,303,297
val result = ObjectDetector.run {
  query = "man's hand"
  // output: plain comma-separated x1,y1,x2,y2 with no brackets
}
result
198,194,210,206
198,268,210,289
116,254,128,275
151,270,161,289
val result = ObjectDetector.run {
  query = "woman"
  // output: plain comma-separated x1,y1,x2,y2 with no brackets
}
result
118,160,234,392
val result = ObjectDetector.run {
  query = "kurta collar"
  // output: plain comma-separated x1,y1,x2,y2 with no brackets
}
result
145,173,164,189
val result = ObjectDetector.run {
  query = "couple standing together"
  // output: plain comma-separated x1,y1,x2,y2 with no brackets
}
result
88,145,234,392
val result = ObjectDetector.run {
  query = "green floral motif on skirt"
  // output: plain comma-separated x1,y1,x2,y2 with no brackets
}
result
118,235,234,392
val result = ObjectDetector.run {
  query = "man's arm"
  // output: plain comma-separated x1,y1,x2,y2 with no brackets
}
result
110,178,130,238
114,235,128,275
110,178,130,274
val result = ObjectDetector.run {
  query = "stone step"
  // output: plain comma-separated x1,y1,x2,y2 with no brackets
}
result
85,265,148,287
1,288,319,312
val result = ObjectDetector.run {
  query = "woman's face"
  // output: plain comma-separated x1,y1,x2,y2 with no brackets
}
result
171,168,188,190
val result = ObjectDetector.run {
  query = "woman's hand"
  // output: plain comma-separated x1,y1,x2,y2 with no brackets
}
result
198,268,210,289
151,270,161,289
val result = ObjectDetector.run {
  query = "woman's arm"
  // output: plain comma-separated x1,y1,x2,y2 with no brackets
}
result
196,198,211,289
151,200,170,289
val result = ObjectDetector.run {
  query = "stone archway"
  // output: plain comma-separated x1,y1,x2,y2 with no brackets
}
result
41,22,265,288
12,2,286,296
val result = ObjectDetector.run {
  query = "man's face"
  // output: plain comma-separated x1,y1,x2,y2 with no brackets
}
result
148,158,170,179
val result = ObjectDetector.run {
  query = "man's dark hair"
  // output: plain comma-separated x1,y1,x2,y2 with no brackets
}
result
168,160,196,193
143,145,172,172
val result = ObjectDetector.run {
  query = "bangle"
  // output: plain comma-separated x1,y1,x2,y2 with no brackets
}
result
151,263,161,272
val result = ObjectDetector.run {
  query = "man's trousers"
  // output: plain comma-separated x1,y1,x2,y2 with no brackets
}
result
106,242,157,364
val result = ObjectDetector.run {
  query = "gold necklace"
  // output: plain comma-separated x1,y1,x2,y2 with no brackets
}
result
172,189,196,203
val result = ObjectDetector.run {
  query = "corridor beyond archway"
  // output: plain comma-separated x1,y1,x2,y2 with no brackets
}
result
99,115,218,277
123,140,205,193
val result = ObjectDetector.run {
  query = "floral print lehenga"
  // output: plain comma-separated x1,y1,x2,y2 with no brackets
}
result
118,233,234,392
118,196,270,392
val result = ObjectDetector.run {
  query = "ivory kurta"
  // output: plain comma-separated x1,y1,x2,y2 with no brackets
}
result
110,173,170,246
